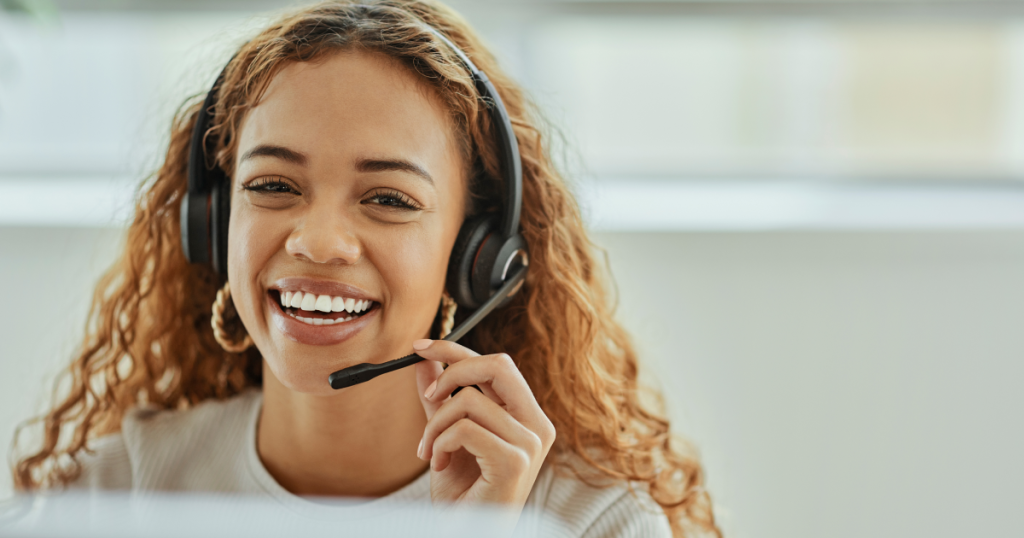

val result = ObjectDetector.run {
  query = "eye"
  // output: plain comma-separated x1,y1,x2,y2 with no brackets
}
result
242,176,300,195
362,189,422,211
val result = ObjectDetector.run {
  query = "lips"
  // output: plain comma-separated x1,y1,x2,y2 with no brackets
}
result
267,278,380,346
276,290,376,325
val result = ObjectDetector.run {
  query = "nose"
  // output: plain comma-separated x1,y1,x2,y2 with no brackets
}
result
285,203,362,265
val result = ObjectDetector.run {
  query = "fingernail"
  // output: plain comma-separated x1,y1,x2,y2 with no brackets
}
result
417,438,424,459
424,380,437,399
413,339,433,351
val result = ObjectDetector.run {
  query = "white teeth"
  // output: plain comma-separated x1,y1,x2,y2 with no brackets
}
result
281,291,373,316
289,312,353,325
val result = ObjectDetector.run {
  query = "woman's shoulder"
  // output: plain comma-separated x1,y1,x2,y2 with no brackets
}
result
74,389,262,491
526,455,672,538
72,432,133,490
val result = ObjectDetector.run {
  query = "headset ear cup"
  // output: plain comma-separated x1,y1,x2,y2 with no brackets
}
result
210,179,231,276
470,232,502,306
446,214,498,309
472,233,528,306
181,190,211,265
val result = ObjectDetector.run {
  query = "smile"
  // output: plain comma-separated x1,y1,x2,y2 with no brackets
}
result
275,290,377,326
266,279,381,346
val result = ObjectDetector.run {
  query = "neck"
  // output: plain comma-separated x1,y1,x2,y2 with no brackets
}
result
257,361,428,498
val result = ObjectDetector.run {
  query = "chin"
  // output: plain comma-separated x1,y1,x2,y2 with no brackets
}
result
260,337,398,396
262,355,343,395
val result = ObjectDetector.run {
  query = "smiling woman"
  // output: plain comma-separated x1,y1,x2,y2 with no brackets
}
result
228,52,466,380
10,2,719,537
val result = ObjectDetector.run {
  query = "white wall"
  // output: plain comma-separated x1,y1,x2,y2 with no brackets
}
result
2,227,1022,538
597,231,1024,538
0,227,124,489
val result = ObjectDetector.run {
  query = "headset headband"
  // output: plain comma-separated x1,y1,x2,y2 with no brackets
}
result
422,26,522,240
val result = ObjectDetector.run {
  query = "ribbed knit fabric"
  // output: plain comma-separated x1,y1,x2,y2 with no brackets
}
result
72,390,671,537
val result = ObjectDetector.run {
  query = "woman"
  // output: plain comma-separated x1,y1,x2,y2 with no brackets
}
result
11,1,719,536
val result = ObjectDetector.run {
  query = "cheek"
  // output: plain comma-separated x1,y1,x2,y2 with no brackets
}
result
227,203,286,331
376,224,453,323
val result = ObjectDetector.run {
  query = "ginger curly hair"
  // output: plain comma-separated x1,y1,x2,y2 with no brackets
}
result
12,2,720,536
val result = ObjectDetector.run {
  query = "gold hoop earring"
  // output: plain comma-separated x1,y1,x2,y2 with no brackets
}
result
212,281,253,353
440,290,457,339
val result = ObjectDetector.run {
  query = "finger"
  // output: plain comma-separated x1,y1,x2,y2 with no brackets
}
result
412,339,479,365
415,359,445,419
425,353,542,427
451,381,503,407
419,386,539,462
414,339,502,404
431,418,528,479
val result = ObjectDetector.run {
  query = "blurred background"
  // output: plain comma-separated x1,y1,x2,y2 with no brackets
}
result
2,0,1023,537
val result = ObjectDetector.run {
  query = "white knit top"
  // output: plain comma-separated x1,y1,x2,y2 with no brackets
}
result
70,390,671,537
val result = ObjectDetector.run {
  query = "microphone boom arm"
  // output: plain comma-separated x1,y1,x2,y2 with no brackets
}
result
328,265,527,390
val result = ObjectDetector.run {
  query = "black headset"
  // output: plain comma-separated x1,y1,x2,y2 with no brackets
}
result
181,24,528,389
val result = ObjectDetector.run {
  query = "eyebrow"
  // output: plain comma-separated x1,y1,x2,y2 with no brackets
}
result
239,145,434,185
356,158,434,185
239,144,308,166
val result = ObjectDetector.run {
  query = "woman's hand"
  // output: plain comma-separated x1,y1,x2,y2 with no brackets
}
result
412,339,556,521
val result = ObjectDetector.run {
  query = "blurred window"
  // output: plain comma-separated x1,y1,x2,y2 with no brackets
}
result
3,0,1024,229
525,17,1016,181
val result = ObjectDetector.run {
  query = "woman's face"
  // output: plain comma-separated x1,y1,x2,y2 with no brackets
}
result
228,51,467,395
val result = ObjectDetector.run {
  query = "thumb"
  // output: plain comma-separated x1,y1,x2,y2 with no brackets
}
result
415,358,444,419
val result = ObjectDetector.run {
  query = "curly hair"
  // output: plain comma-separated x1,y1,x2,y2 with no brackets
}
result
11,2,720,536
